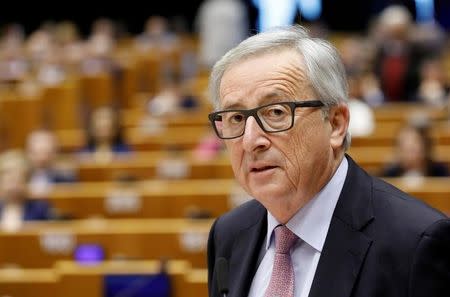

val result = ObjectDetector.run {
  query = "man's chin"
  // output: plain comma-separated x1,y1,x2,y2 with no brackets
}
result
249,185,286,201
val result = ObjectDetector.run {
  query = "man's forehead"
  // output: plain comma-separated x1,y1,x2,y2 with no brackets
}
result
218,51,310,109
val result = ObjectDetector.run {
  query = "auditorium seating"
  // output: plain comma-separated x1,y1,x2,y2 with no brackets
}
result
48,179,235,219
0,219,212,269
1,24,449,297
44,178,450,219
0,260,207,297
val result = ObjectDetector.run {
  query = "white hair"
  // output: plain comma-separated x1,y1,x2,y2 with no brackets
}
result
209,25,351,149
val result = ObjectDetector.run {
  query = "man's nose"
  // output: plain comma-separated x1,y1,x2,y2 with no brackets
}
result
242,116,270,152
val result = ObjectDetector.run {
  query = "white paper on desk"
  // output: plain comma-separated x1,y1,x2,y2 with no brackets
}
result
140,116,167,135
179,231,208,253
39,232,76,255
104,189,142,214
156,158,190,179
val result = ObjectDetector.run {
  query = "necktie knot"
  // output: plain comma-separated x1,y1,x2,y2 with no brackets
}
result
274,225,298,254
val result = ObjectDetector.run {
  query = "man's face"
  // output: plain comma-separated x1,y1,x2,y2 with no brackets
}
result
92,109,115,143
27,135,56,169
219,50,340,222
397,128,426,170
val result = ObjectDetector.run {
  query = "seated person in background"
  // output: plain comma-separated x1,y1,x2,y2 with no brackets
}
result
192,131,224,161
26,129,77,198
147,72,200,117
0,150,55,231
380,123,449,177
347,72,375,137
134,15,179,53
80,106,131,163
414,56,450,107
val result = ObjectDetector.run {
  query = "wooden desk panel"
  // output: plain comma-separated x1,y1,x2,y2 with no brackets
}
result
45,173,450,218
76,152,232,181
42,81,83,130
46,176,450,219
55,119,450,152
350,121,450,147
373,103,446,122
384,177,450,214
0,219,213,269
80,73,114,110
125,126,213,151
121,108,211,128
48,179,235,219
56,260,207,297
0,94,44,149
348,145,450,174
71,146,449,182
0,260,208,297
0,268,58,297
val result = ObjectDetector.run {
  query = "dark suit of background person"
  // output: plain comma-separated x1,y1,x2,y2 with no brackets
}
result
0,199,54,221
206,26,450,297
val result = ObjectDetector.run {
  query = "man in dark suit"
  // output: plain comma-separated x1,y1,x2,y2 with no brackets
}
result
206,25,450,297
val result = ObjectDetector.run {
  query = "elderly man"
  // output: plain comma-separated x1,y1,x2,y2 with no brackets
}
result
206,25,449,297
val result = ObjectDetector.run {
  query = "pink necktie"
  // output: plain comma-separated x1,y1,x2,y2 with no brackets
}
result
264,225,298,297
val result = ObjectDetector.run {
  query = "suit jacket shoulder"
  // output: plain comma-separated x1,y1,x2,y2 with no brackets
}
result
213,199,266,239
371,175,446,231
207,199,267,297
310,155,450,297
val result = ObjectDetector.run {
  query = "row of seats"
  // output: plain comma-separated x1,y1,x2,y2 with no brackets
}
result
0,218,212,268
58,145,450,182
0,259,207,297
46,178,450,220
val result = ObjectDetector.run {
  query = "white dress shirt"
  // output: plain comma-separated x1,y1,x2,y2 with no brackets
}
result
248,157,348,297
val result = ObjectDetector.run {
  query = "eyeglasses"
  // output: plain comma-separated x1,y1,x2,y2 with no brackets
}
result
208,100,324,139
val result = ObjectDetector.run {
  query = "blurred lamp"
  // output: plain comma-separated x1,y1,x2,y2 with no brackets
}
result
415,0,435,23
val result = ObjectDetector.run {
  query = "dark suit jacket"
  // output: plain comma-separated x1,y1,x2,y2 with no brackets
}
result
0,200,54,221
207,156,450,297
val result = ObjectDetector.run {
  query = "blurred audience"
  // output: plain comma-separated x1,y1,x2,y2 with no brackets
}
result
380,123,449,177
81,18,120,76
134,15,182,94
347,73,376,137
372,5,421,102
0,150,55,232
359,72,385,107
26,129,77,198
414,55,450,107
135,15,179,52
0,24,28,84
195,0,248,69
146,72,200,116
193,131,224,161
80,106,131,163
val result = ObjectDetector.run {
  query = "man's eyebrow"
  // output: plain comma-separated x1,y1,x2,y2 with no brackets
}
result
221,101,245,110
220,92,285,110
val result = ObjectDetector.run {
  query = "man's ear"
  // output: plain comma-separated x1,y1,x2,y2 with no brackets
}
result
329,103,350,149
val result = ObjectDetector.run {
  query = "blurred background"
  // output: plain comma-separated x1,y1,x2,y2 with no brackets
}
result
3,0,450,35
0,0,449,296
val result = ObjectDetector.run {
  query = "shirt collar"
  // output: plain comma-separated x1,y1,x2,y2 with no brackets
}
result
266,157,348,252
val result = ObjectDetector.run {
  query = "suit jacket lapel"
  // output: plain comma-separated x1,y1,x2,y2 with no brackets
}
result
309,155,375,297
228,204,267,297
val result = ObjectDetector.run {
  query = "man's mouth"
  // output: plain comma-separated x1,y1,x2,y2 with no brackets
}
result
251,166,277,172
